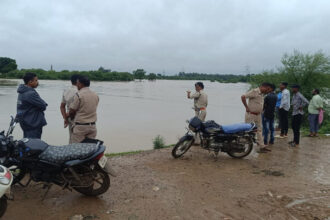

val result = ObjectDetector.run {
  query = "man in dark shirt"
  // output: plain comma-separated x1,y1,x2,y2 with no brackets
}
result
17,72,48,138
262,84,277,146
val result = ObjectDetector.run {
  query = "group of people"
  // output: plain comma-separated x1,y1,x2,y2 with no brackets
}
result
16,74,324,151
186,81,324,154
242,82,324,153
16,73,99,144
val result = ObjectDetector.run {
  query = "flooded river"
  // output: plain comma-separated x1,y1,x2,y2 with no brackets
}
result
0,80,249,153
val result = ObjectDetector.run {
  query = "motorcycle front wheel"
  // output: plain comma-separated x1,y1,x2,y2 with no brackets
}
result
172,136,194,158
227,137,253,159
73,167,110,196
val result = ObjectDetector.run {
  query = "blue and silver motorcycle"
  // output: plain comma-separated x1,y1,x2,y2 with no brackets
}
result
172,117,257,159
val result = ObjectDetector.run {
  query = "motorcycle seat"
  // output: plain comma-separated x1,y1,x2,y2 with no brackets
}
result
222,123,254,134
39,143,99,164
202,120,222,133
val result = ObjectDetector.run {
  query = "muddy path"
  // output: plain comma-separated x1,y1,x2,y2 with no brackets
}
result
4,135,330,220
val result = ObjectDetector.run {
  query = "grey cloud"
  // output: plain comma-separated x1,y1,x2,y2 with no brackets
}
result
1,0,330,74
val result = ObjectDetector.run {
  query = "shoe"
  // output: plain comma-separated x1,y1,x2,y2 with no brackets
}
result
275,135,284,139
257,148,268,153
264,147,272,152
289,142,296,147
284,135,288,138
288,141,294,144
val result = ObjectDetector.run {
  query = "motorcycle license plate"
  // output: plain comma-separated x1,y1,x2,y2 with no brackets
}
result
98,156,108,168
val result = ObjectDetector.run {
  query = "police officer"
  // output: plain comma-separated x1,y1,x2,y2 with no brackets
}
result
187,82,208,121
68,76,99,143
60,74,79,143
241,82,271,153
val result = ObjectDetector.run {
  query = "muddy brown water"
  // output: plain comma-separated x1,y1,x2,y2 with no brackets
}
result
0,80,249,153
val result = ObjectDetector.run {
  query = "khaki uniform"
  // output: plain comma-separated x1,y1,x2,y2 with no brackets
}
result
244,88,264,146
190,90,208,121
70,87,99,143
62,85,77,142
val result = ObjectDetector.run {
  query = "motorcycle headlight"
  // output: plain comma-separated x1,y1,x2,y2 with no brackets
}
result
0,170,12,185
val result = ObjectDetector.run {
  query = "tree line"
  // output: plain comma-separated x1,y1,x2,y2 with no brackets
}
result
0,51,329,133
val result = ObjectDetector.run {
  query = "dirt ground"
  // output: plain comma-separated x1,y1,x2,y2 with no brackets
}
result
4,135,330,220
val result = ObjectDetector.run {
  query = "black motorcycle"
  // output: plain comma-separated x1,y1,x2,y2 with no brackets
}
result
172,117,257,159
0,116,116,197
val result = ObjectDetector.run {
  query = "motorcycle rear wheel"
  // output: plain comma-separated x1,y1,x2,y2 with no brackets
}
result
227,138,253,159
172,136,194,158
0,197,7,218
73,167,110,196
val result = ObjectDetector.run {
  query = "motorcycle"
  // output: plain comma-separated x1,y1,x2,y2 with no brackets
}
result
0,165,13,218
172,117,258,159
0,116,116,197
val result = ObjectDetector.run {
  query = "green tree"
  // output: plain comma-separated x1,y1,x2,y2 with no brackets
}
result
133,69,146,80
147,73,157,80
0,57,17,73
280,50,330,99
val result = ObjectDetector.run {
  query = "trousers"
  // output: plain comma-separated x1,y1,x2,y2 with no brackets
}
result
279,108,289,135
245,112,262,146
292,114,302,144
71,124,97,143
262,115,274,145
308,114,319,133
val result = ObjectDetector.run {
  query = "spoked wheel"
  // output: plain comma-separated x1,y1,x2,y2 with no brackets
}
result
73,168,110,196
172,136,194,158
227,137,253,159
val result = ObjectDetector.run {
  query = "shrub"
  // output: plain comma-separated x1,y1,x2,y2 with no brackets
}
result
153,135,166,149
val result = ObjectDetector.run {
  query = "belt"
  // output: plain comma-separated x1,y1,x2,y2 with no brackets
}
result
75,122,96,126
249,112,260,115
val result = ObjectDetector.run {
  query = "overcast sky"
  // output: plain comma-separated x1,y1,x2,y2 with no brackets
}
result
1,0,330,74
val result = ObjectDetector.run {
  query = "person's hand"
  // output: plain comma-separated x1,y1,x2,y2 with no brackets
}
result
64,119,69,128
186,90,191,94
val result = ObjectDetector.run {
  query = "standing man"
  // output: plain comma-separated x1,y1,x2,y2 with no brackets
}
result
16,72,48,138
241,82,270,153
290,85,309,147
262,84,277,146
60,74,79,143
69,76,99,143
308,89,323,137
187,82,208,121
278,82,290,138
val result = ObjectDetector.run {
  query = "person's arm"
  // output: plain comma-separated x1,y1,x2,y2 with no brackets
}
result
301,94,309,107
241,95,250,112
241,90,255,112
316,96,324,110
26,91,48,111
187,92,200,99
280,91,289,109
69,93,80,120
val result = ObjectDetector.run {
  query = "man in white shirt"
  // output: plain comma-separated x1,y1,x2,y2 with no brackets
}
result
60,74,79,143
278,82,290,138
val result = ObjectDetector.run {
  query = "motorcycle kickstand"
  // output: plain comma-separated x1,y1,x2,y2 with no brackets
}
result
18,176,32,187
41,184,53,201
